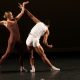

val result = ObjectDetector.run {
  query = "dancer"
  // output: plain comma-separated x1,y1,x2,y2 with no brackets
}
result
25,8,60,72
0,1,29,72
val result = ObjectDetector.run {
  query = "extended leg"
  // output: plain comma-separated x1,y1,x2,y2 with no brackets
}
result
27,46,35,72
34,45,60,71
0,40,15,64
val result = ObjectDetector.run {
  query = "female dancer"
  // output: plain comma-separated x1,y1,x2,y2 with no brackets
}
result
0,1,29,72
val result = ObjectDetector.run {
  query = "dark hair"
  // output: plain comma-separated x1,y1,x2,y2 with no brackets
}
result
44,19,50,27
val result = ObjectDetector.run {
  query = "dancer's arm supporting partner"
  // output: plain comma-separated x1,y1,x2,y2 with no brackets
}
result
16,1,29,21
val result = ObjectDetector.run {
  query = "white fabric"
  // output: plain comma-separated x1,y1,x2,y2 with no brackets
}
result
30,22,48,39
26,22,48,47
26,35,40,47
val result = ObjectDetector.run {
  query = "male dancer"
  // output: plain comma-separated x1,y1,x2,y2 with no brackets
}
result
25,8,60,72
0,1,29,72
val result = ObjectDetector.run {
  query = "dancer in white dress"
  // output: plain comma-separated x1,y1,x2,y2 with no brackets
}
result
25,8,60,72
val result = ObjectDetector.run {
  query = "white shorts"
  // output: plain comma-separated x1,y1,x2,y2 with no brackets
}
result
26,34,40,47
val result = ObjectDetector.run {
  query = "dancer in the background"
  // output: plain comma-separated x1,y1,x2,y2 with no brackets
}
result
0,1,29,72
25,8,60,72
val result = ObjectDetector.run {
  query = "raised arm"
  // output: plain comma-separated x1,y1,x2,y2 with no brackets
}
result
16,1,29,21
0,21,3,25
43,29,53,48
25,9,40,24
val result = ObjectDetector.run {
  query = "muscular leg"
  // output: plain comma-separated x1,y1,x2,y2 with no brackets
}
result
0,40,15,65
27,46,35,72
34,45,60,71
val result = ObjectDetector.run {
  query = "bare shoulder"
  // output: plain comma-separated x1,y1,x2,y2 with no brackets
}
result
0,20,7,26
0,20,6,23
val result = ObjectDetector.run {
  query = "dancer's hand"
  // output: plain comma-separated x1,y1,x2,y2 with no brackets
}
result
23,1,29,7
47,44,53,48
18,1,29,9
18,3,22,9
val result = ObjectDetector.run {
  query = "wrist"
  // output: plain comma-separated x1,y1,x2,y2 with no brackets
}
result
44,41,48,46
21,7,25,11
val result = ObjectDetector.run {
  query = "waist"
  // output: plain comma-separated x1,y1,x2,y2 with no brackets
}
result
29,33,40,39
29,33,37,38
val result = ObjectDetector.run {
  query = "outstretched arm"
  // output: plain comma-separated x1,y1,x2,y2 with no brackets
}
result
16,1,29,21
43,29,53,48
0,21,5,26
25,9,40,24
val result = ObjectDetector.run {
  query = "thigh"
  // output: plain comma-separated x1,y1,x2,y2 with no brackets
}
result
34,45,45,57
8,37,15,49
26,35,33,47
5,38,15,54
33,38,40,47
27,46,34,57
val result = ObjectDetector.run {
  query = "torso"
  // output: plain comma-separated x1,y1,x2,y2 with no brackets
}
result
30,22,48,39
2,19,20,42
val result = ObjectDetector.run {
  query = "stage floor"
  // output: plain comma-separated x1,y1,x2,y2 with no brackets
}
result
0,58,80,80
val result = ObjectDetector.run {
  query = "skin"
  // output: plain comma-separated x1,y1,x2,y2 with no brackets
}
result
25,9,57,72
0,1,28,67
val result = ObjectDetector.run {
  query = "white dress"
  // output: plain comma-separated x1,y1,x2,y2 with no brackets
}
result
26,22,48,47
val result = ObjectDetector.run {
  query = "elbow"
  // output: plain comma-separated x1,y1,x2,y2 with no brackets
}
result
43,40,45,44
43,39,45,44
43,40,47,44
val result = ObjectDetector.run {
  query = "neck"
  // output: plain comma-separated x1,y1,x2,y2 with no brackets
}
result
7,18,11,21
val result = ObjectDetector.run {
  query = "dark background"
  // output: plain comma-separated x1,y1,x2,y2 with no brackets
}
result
0,0,80,58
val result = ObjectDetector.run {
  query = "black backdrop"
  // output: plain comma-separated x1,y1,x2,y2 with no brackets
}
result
0,0,80,57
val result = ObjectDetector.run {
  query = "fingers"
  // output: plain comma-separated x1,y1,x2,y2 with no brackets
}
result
24,1,29,4
18,3,21,5
23,1,29,7
18,3,22,9
18,1,29,9
48,45,53,48
50,45,53,48
23,1,29,4
18,3,22,7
